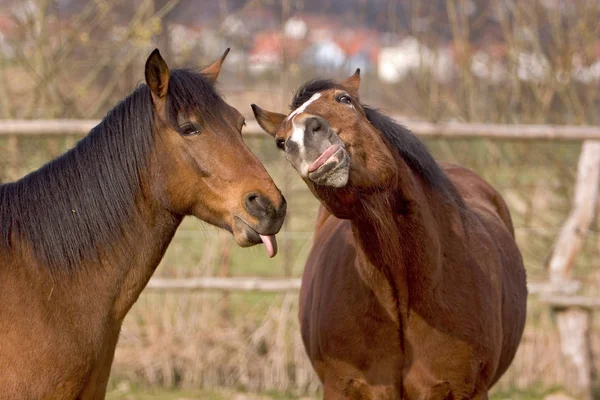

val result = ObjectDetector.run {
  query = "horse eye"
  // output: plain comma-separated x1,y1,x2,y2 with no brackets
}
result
337,95,352,105
276,138,285,150
179,122,201,136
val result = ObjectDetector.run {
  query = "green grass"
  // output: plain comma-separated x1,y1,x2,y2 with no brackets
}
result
490,386,565,400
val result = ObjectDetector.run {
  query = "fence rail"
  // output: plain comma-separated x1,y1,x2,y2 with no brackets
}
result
147,277,302,292
3,119,600,140
145,277,581,295
3,118,600,398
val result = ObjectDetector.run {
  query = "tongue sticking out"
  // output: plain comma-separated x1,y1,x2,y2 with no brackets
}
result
259,234,278,258
308,144,340,173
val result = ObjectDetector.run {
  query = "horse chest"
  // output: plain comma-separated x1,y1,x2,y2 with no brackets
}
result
301,255,404,384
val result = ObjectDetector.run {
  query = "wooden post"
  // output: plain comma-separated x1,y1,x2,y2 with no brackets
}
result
547,141,600,282
545,140,600,400
555,307,594,400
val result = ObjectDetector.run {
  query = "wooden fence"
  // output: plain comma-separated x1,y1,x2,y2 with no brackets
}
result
2,119,600,398
2,118,600,140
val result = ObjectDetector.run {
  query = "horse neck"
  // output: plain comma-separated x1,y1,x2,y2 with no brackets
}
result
106,188,182,320
76,146,184,320
19,128,183,322
348,159,449,323
56,170,183,323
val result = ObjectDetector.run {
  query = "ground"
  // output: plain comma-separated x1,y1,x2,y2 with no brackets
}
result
106,382,564,400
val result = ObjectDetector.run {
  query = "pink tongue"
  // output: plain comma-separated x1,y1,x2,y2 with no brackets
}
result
259,234,278,258
308,144,340,173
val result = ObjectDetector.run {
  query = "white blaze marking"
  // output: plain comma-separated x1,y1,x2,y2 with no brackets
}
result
289,121,310,176
286,92,322,121
285,92,322,177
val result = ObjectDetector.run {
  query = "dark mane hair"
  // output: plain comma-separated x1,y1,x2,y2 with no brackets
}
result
0,69,220,274
291,79,460,199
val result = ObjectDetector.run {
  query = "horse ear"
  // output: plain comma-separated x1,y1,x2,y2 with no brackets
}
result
145,49,170,100
342,68,361,98
251,104,287,138
201,48,230,83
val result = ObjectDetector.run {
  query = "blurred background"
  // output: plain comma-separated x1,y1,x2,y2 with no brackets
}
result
0,0,599,399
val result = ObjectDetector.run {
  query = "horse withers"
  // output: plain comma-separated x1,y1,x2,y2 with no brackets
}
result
0,49,286,399
252,70,527,399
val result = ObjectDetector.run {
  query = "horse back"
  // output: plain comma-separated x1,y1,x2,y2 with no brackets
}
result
440,162,515,237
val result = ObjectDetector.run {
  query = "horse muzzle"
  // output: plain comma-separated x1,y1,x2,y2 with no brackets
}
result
231,194,287,257
307,143,350,187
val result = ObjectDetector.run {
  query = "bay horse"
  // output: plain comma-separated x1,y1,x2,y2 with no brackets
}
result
252,70,527,399
0,49,286,399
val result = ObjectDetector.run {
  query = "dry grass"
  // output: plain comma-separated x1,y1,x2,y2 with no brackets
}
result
2,0,600,397
2,133,599,396
108,292,600,396
112,293,316,394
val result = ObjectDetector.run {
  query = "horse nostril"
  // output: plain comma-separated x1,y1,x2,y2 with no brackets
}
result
306,117,323,134
244,192,274,218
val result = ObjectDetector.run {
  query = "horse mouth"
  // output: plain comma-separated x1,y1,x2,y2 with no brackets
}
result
307,145,350,187
232,216,278,258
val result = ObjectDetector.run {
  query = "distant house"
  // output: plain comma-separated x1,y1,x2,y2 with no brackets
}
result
470,50,508,82
514,51,550,82
379,37,423,82
248,31,282,74
284,17,307,40
336,29,380,75
221,15,249,39
304,39,346,72
170,24,206,57
0,12,15,59
378,37,454,83
346,51,371,74
571,44,600,83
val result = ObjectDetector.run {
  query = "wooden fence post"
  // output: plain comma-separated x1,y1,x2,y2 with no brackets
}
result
545,140,600,400
555,307,594,400
548,141,600,283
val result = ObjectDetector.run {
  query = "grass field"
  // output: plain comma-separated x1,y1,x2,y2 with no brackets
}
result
2,134,598,398
2,1,599,397
105,382,563,400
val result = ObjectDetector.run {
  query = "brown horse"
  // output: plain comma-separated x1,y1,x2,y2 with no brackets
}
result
252,71,527,399
0,49,286,399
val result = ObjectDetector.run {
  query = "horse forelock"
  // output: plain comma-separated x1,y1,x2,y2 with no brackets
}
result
165,69,229,128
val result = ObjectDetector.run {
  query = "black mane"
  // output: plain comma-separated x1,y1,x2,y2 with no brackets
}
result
0,69,220,274
291,79,459,199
